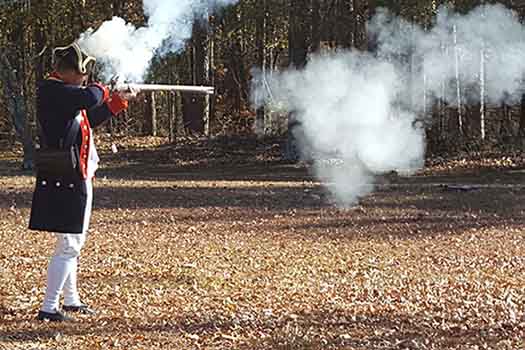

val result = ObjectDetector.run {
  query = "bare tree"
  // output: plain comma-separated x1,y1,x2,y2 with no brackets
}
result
286,0,310,161
255,0,267,137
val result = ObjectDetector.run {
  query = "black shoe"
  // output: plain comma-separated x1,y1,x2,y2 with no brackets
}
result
62,304,96,315
37,310,74,322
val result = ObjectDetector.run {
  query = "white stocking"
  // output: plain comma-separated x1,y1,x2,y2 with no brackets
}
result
41,254,75,313
63,258,81,306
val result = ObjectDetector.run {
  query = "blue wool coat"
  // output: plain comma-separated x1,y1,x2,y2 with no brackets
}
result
29,78,113,234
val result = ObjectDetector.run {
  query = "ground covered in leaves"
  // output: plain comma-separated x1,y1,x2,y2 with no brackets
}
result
1,136,525,349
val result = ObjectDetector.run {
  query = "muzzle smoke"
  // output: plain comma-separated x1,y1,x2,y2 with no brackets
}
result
252,4,525,206
78,0,238,81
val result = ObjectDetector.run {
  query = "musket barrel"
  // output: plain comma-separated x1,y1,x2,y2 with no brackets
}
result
116,83,215,95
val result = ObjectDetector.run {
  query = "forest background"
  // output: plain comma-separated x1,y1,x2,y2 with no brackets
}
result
1,0,525,168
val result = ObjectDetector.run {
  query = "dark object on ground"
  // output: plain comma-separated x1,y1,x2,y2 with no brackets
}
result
37,309,74,322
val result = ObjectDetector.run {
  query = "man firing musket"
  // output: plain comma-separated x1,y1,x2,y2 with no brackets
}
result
29,40,215,322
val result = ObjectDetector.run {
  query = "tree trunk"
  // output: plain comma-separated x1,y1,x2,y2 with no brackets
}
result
182,19,209,135
501,92,512,142
255,0,267,137
408,22,416,111
453,24,463,136
0,52,33,170
441,42,448,141
480,43,486,141
168,60,177,144
335,0,353,48
22,28,33,171
288,1,309,69
168,92,175,143
477,2,486,142
311,0,321,53
144,92,157,136
353,0,368,50
423,61,427,119
175,90,183,140
366,0,377,51
204,17,213,137
519,93,525,142
286,0,310,161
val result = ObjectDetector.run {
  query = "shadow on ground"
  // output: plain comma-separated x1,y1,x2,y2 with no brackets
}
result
0,308,521,349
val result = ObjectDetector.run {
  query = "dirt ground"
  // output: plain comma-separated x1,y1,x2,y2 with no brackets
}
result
1,137,525,349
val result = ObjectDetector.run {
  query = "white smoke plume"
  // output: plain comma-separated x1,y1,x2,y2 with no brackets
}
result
252,4,525,206
252,51,426,206
78,0,238,82
371,3,525,107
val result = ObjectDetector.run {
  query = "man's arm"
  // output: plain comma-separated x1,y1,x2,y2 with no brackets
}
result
60,83,109,112
87,103,112,128
87,92,129,128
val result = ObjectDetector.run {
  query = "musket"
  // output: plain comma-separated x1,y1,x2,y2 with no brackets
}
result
115,82,215,95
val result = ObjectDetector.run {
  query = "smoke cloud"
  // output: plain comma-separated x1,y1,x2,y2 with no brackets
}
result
78,0,238,81
371,4,525,107
252,4,525,206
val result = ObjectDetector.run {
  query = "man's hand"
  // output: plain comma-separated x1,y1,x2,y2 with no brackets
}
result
107,91,129,116
118,86,139,100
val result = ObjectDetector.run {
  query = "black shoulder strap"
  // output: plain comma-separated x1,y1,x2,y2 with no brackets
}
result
37,118,48,148
63,115,81,148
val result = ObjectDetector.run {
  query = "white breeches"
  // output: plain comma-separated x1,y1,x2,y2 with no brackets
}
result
41,180,93,313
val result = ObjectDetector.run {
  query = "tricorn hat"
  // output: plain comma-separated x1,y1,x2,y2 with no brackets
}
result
52,42,96,74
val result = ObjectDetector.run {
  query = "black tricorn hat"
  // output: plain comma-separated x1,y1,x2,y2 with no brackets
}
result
52,42,96,74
